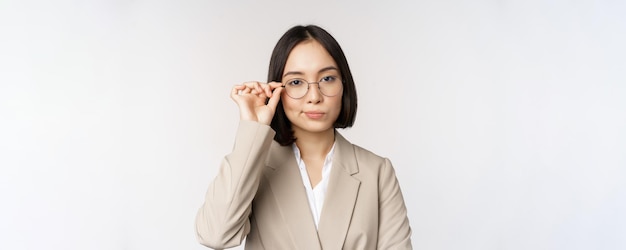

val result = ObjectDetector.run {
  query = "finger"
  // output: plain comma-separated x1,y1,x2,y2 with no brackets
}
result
243,81,262,94
243,81,262,97
231,85,245,99
265,82,283,97
266,87,283,110
261,83,272,97
268,81,283,89
254,82,263,95
242,81,260,88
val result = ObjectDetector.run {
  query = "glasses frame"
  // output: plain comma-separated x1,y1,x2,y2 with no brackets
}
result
281,77,344,99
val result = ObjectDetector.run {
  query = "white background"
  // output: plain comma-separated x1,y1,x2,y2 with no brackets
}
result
1,0,625,249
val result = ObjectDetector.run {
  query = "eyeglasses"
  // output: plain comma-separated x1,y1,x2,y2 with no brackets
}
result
281,76,343,99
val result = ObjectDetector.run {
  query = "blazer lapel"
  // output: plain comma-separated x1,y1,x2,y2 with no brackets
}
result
264,143,322,250
317,132,361,249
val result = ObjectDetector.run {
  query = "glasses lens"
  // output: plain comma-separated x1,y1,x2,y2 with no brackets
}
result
283,78,343,99
319,78,342,97
285,80,308,99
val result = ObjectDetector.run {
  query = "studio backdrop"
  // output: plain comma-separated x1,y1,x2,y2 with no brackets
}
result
1,0,625,249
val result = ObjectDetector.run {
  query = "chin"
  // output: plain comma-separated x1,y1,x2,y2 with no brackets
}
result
295,121,334,133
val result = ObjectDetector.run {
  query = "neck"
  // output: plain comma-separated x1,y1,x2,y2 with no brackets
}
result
293,128,335,160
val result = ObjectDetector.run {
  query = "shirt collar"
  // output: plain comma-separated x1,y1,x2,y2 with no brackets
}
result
291,142,337,169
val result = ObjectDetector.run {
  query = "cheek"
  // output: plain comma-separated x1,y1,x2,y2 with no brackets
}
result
330,98,343,117
281,97,290,109
281,98,298,115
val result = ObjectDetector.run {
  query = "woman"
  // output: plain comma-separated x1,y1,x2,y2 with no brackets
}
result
195,25,412,249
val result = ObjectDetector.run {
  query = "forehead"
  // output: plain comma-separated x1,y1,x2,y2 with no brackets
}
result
284,40,338,73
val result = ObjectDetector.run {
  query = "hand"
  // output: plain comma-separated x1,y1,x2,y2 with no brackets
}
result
231,81,283,125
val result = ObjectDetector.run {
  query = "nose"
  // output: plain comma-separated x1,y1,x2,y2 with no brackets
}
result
306,82,322,103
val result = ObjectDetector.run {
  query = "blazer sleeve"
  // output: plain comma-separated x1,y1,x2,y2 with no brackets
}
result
377,158,413,249
195,121,275,249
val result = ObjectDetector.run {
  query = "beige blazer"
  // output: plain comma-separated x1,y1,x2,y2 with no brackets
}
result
196,121,412,249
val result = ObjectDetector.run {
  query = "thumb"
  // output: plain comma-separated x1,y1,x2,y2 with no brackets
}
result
266,87,283,111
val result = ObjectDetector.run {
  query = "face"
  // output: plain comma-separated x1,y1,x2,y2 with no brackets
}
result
281,40,343,135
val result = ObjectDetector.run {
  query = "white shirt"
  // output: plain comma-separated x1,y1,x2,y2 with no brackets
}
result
292,142,335,229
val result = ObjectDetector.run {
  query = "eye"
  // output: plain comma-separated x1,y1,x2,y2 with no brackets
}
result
320,76,337,83
287,79,304,86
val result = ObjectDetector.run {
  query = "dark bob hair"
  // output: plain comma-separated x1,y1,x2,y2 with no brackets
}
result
268,25,358,146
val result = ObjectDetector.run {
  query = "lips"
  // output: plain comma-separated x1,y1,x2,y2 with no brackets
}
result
304,111,325,119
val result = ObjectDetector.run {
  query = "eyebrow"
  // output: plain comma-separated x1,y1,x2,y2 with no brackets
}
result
282,66,339,78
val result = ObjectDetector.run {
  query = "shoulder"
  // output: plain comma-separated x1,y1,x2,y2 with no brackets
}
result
352,143,387,164
336,132,390,174
338,132,385,159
